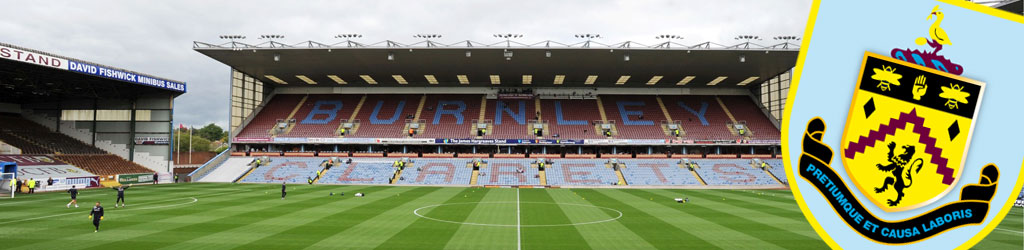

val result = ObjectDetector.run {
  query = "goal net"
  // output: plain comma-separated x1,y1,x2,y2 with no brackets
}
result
0,173,14,199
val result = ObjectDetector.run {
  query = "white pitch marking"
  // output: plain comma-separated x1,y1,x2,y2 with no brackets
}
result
412,201,623,227
517,188,522,250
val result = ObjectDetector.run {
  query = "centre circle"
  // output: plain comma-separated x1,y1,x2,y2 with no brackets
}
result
413,201,623,227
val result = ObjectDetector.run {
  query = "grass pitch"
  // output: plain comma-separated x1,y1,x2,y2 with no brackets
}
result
0,183,1019,249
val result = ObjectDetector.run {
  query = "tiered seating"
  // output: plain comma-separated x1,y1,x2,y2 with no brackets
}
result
235,95,304,138
764,159,786,184
395,159,473,185
661,95,739,140
476,159,540,185
281,94,361,138
349,95,419,138
539,99,603,139
600,95,670,139
618,159,701,185
483,99,535,139
0,132,51,154
719,96,780,140
545,159,618,186
55,154,153,176
0,114,102,154
416,95,483,139
691,159,778,185
15,131,104,154
238,157,320,183
318,159,395,185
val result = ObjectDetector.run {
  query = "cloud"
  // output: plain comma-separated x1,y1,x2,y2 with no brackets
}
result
0,0,810,130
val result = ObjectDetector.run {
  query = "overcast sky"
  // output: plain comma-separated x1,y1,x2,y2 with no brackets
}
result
0,0,810,129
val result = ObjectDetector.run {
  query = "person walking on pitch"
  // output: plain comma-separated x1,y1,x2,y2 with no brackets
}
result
281,182,287,200
112,185,130,208
67,185,79,208
89,202,104,232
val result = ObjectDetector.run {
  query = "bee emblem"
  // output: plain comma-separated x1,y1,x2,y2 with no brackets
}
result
871,66,902,91
939,83,970,109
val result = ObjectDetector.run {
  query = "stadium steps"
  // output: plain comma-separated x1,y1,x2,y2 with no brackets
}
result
764,167,785,185
390,165,404,184
349,95,367,121
234,163,259,183
337,95,368,136
539,168,547,185
413,95,427,120
470,169,479,185
534,98,542,120
689,168,708,185
656,96,674,121
595,96,609,123
198,157,254,182
312,161,329,184
714,96,738,123
615,168,627,185
273,95,308,136
478,97,487,121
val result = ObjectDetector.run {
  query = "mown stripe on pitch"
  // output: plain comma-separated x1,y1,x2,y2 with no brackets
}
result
373,187,491,249
624,189,823,249
656,189,806,221
442,187,519,249
705,189,799,209
573,189,719,250
0,184,227,219
5,184,327,250
545,189,657,250
518,189,592,250
87,185,388,250
228,187,440,249
304,187,465,249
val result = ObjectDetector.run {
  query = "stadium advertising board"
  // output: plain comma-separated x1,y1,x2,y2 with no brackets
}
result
134,136,170,145
17,165,95,179
51,176,101,189
117,173,155,184
67,60,186,92
0,44,66,69
0,155,64,166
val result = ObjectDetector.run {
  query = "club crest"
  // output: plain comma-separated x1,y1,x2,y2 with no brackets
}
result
841,52,984,212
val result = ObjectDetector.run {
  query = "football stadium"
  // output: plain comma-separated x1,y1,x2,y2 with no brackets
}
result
1,1,1021,249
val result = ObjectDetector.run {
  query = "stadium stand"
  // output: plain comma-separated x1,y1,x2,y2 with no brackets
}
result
600,95,670,139
239,157,320,183
395,158,473,185
476,159,541,186
483,99,536,139
318,158,396,184
415,95,484,139
691,159,778,185
0,114,104,154
539,99,604,139
618,159,702,185
660,95,739,140
719,96,780,139
280,94,361,138
55,154,154,176
235,95,304,139
349,94,420,138
545,159,618,186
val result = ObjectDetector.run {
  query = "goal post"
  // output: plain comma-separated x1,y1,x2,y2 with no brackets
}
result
0,173,15,199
